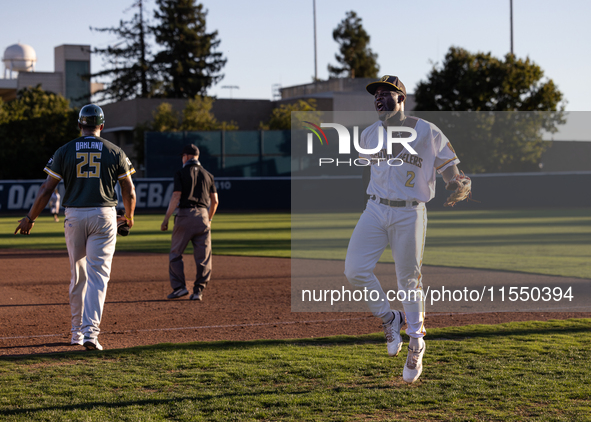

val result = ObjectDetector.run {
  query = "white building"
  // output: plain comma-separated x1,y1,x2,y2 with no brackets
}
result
0,43,102,106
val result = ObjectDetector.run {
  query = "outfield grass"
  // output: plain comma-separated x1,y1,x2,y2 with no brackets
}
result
2,208,590,278
0,319,590,421
294,208,591,279
0,213,291,256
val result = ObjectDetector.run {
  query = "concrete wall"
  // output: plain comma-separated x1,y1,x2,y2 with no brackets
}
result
101,97,274,130
54,45,91,73
211,99,274,130
54,45,91,104
17,72,63,95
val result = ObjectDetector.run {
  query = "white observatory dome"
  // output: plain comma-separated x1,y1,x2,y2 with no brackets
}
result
3,43,37,74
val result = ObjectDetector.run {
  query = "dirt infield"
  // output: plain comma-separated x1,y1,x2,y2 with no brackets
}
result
0,249,589,357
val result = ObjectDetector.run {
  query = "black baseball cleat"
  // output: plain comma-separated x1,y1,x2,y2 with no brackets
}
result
189,291,203,301
167,287,189,299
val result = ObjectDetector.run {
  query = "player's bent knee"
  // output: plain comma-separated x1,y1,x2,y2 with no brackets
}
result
344,267,355,283
344,266,367,287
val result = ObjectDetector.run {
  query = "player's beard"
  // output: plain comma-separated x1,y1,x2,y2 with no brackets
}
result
376,96,402,122
378,109,402,122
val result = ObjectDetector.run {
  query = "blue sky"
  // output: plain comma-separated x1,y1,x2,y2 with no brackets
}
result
1,0,590,110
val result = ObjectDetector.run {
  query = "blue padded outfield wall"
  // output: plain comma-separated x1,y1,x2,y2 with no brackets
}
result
0,177,290,213
1,172,590,213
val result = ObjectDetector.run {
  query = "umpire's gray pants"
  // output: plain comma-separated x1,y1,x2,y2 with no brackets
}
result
169,207,212,293
64,207,117,340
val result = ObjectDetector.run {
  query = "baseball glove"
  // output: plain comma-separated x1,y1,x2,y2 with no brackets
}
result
116,209,130,236
444,172,472,207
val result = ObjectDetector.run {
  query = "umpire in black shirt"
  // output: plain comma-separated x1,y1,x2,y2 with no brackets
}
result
161,144,219,300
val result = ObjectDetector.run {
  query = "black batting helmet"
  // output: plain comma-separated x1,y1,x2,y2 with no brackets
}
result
78,104,105,126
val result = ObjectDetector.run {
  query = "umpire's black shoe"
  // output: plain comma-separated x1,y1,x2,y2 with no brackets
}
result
167,287,189,299
189,291,203,301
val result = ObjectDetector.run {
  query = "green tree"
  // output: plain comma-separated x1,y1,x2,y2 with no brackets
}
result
151,102,180,132
181,96,237,131
328,11,379,79
415,47,564,112
0,86,79,179
0,98,7,125
148,97,238,132
152,0,227,98
133,97,237,165
414,47,565,173
259,99,318,130
89,0,155,102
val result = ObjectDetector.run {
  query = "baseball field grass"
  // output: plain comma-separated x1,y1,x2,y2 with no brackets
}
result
0,319,590,421
1,208,590,278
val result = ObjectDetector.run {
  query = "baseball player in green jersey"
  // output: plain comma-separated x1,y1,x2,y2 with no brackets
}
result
15,104,137,351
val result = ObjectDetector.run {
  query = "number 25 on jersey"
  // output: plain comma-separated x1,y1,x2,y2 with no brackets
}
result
76,152,101,178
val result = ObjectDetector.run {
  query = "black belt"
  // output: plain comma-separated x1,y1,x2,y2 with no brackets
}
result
370,195,418,207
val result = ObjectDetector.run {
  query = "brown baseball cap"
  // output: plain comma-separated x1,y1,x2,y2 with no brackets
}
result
366,75,406,96
182,144,200,156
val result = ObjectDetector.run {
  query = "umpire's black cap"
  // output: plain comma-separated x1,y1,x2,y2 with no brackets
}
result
182,144,200,156
366,75,406,96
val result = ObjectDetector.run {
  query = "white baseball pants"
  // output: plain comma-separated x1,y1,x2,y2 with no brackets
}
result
345,200,427,338
64,207,117,341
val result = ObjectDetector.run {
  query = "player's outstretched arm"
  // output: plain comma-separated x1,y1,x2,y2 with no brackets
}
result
15,176,59,235
119,176,136,229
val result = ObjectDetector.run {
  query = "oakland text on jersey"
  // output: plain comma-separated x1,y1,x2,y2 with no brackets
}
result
76,138,104,151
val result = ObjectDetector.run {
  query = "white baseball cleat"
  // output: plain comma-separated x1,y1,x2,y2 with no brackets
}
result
403,337,426,383
382,311,405,357
70,332,83,346
83,338,103,351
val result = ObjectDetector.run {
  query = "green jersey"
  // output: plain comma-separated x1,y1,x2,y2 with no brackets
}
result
44,136,136,207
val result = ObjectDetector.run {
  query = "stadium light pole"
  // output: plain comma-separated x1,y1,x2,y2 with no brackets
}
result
510,0,514,55
221,85,239,99
313,0,318,82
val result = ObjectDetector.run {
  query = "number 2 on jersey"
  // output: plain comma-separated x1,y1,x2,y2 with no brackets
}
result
405,171,415,187
76,152,101,178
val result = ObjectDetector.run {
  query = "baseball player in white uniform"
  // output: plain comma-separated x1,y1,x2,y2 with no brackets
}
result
344,75,466,383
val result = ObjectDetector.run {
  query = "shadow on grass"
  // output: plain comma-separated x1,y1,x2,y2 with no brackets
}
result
3,319,590,363
0,232,66,240
0,387,318,417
